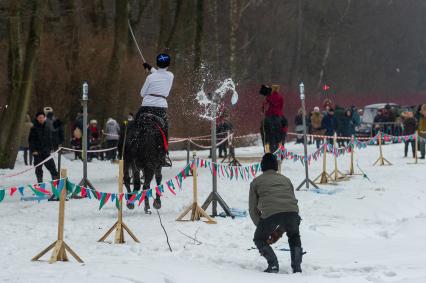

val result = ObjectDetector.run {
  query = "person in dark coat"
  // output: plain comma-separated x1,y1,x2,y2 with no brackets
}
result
28,111,59,183
45,110,64,150
402,111,417,157
321,108,338,144
249,153,303,273
339,109,355,146
373,109,387,137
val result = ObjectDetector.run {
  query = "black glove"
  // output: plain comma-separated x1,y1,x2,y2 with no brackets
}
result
143,62,152,71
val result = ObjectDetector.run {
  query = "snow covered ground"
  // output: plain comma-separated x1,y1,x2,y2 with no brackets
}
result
1,141,426,283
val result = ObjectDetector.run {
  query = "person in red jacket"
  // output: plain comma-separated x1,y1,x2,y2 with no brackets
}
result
261,85,285,153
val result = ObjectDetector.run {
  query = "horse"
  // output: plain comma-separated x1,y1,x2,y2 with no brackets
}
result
261,116,285,154
119,114,167,214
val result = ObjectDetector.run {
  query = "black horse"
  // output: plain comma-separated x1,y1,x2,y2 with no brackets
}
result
119,114,167,213
261,116,286,153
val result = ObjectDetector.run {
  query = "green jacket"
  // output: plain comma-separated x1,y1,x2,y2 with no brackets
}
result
249,170,299,226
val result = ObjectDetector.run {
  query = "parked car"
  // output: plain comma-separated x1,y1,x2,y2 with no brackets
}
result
356,103,400,137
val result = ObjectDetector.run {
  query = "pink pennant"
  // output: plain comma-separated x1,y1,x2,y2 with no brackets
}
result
10,187,17,196
155,186,162,196
33,184,51,195
81,187,87,198
138,191,147,206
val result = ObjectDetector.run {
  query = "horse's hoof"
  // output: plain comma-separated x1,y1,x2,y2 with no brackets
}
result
144,209,152,215
127,202,135,210
153,198,161,209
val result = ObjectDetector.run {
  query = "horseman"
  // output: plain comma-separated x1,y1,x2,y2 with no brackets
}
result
261,84,284,153
134,53,174,166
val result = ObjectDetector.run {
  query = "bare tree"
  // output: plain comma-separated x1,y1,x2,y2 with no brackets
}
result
0,0,48,168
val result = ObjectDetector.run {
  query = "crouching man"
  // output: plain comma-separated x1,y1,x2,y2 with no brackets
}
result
249,153,303,273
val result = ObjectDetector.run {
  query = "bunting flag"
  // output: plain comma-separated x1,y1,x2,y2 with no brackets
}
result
0,190,5,202
98,193,111,210
9,187,17,196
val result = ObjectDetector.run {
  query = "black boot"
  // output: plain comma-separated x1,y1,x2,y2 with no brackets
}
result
260,246,279,273
290,246,303,273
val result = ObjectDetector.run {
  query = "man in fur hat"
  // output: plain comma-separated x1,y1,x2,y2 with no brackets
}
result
249,153,303,273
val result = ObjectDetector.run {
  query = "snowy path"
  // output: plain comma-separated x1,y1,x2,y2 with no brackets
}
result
1,142,426,282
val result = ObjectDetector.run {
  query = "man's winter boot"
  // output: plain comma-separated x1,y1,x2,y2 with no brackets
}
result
260,246,279,273
290,246,303,273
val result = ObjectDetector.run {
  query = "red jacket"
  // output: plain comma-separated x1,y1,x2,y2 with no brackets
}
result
263,91,284,117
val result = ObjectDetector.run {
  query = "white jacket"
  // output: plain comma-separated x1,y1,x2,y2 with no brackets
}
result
140,68,174,108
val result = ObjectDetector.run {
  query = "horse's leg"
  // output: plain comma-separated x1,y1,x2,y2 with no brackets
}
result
123,159,134,209
153,166,162,209
143,168,154,214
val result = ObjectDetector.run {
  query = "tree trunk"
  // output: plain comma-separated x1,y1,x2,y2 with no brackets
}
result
101,0,129,119
193,0,203,75
0,0,48,169
62,0,80,122
229,0,238,79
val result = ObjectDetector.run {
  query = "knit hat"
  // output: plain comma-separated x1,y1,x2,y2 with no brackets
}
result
421,104,426,112
314,106,320,112
261,153,278,172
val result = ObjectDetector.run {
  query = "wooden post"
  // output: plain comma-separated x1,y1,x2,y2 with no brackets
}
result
32,169,83,263
176,152,217,224
329,133,348,181
99,159,140,243
373,131,392,166
314,138,333,184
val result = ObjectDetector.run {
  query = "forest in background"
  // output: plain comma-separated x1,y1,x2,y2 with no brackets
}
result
1,0,426,167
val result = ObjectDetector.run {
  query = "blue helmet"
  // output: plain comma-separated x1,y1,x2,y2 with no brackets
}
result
156,53,171,68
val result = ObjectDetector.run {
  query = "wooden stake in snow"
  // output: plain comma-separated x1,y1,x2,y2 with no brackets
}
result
98,159,139,244
176,152,216,224
32,169,83,263
373,131,392,166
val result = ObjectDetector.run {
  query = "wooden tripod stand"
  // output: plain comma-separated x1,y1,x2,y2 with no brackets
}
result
32,169,83,263
314,138,334,184
329,134,348,181
373,132,392,166
98,159,139,243
348,135,362,175
176,153,216,224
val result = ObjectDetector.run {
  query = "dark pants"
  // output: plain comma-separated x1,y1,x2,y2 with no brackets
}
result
254,212,302,265
34,152,59,183
23,148,33,165
136,106,168,140
419,139,425,158
404,140,415,157
315,138,322,149
106,140,118,160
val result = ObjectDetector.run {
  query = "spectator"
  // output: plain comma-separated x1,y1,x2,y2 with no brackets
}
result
216,110,233,158
104,117,120,161
321,108,338,144
339,109,355,146
20,114,33,166
28,111,59,183
44,108,64,150
88,120,102,161
373,109,386,137
294,108,305,144
310,107,324,149
402,111,417,158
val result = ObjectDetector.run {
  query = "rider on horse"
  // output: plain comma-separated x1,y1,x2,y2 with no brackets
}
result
134,53,174,166
261,84,285,153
